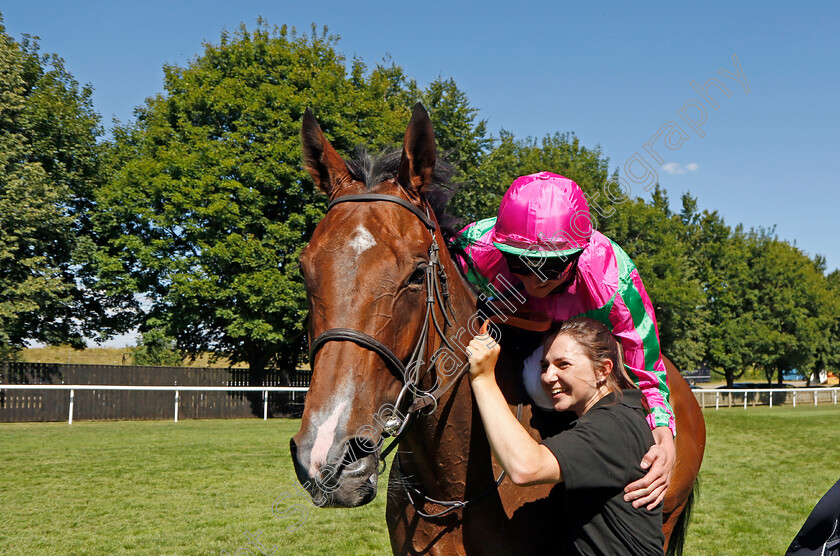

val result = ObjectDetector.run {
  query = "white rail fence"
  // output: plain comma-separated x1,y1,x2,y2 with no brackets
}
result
695,388,840,410
2,385,839,424
0,384,308,424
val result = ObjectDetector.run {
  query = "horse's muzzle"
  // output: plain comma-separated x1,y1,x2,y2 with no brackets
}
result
289,436,380,507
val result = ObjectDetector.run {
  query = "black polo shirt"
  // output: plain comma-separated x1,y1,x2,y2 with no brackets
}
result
541,390,665,556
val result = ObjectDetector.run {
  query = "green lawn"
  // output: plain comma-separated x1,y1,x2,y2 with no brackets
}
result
1,406,838,555
686,406,840,555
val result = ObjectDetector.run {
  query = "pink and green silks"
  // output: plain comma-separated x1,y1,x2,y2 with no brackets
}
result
454,218,676,436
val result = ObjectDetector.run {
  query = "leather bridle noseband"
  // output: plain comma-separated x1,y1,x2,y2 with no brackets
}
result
307,191,509,518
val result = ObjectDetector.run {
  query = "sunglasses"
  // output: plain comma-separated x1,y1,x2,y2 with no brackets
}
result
503,252,581,280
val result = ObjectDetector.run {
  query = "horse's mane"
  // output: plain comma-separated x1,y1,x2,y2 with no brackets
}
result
345,147,471,276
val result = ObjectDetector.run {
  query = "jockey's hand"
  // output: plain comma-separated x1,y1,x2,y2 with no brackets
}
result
467,332,500,384
624,426,675,510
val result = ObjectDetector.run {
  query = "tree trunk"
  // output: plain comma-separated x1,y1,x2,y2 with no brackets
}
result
248,357,267,386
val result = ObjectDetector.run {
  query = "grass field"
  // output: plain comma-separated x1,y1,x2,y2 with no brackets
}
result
1,406,839,555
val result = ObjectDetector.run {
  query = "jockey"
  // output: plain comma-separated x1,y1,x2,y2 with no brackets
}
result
453,171,676,508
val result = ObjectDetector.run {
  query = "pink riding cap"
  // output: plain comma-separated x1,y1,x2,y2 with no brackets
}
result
493,171,593,258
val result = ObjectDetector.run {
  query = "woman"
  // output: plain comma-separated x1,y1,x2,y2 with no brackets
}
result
468,318,665,555
454,171,674,508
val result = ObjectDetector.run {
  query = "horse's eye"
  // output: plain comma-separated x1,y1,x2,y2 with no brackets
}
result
407,264,427,286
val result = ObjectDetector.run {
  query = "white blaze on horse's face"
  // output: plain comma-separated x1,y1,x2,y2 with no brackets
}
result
348,225,376,255
302,379,355,478
309,399,348,477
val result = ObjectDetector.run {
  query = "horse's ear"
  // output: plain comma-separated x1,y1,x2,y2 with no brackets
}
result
301,108,353,198
398,103,436,198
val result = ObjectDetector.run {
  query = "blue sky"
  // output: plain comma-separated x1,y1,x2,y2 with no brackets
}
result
3,1,838,344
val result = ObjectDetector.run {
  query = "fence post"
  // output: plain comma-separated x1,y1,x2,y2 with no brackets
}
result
744,392,748,410
834,390,837,405
175,390,179,423
728,392,732,408
770,391,773,408
815,390,818,406
715,392,720,410
263,390,268,421
68,389,74,425
793,390,796,408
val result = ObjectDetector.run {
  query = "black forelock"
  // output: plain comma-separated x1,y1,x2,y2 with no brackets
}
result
345,147,461,239
344,146,402,191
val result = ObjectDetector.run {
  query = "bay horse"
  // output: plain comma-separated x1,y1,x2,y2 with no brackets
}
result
291,103,705,555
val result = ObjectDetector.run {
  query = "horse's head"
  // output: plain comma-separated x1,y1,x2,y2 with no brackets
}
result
291,104,457,507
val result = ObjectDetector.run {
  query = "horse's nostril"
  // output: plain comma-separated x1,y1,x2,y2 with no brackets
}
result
342,436,379,467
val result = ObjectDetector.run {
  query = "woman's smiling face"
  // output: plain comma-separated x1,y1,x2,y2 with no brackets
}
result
540,333,610,416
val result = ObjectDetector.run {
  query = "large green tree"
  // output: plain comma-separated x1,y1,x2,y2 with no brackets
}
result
682,203,837,387
96,22,423,377
743,233,835,385
818,270,840,375
681,200,758,386
0,17,110,361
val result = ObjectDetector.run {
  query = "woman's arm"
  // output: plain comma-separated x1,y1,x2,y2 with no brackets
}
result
467,333,562,486
624,426,675,509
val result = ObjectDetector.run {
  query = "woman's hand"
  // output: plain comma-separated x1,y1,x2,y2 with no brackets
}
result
467,331,501,384
624,426,675,509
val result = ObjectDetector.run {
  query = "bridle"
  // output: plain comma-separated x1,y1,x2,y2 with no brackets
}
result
308,193,460,443
307,191,510,518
